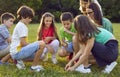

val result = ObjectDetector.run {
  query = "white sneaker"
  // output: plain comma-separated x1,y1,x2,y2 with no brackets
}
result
30,65,44,72
75,64,91,73
52,57,58,64
16,60,25,69
102,61,117,74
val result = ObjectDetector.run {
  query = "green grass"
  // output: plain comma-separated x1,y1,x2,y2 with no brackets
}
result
0,23,120,77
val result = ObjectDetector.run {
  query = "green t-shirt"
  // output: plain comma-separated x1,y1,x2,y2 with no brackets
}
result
95,27,113,44
102,17,113,33
59,25,76,42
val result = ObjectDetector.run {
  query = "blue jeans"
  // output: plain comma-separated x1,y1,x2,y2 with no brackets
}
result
12,41,40,60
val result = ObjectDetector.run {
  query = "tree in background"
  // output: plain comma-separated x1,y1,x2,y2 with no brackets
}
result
99,0,120,22
0,0,42,23
0,0,119,23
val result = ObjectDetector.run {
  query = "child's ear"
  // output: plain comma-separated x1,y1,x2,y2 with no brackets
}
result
3,19,7,23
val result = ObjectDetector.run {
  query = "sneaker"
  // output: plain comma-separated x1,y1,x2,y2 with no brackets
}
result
30,65,44,72
75,64,91,73
16,60,25,69
102,61,117,74
52,57,57,64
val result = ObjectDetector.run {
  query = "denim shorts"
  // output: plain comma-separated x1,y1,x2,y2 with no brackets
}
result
12,41,40,60
62,42,74,53
0,45,10,58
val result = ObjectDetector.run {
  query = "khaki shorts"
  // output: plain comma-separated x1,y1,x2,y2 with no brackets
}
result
0,45,10,58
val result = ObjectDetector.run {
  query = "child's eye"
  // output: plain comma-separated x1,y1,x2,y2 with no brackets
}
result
65,23,69,25
10,20,14,22
67,23,70,25
46,20,49,22
49,20,52,22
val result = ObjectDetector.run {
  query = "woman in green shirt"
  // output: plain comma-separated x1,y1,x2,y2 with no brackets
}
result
86,2,113,33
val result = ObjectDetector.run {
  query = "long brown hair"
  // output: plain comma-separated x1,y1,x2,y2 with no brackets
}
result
37,12,59,41
74,15,100,43
88,3,102,26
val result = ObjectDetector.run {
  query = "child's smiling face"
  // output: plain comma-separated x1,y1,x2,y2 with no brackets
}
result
44,16,52,28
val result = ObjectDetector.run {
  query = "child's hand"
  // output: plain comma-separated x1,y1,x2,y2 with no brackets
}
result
66,66,75,72
39,40,46,48
6,37,12,44
44,37,51,44
64,28,75,35
62,43,68,47
65,61,72,70
64,28,69,33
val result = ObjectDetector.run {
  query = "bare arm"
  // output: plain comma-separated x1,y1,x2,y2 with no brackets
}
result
72,34,80,54
64,28,75,36
61,38,68,47
72,38,95,69
44,36,56,44
44,33,56,44
65,38,95,71
65,44,84,69
6,36,11,44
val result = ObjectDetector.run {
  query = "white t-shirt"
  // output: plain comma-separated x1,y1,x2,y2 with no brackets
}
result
10,21,28,55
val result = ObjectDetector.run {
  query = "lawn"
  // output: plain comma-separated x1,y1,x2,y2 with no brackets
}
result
0,23,120,77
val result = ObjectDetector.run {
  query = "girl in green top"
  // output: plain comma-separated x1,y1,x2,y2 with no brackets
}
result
65,15,118,74
86,3,113,33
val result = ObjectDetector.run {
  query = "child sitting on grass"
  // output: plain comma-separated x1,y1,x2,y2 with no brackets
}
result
58,12,76,61
0,5,46,72
37,12,60,64
0,12,15,64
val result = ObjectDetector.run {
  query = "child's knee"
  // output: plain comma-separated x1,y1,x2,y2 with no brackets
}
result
52,39,59,46
58,49,67,57
72,35,77,40
51,39,60,52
